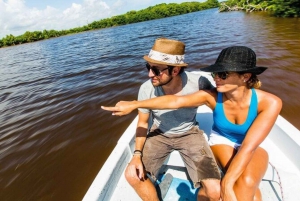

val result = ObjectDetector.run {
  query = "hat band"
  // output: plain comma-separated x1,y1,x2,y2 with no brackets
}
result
148,49,185,65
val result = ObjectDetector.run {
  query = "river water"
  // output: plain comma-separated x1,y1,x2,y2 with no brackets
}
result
0,8,299,201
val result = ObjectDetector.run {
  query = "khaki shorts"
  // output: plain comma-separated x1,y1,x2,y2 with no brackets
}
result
142,125,221,188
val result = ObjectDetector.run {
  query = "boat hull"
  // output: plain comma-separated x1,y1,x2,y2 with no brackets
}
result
83,72,300,201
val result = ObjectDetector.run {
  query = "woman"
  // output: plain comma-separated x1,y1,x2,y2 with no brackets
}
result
102,46,282,201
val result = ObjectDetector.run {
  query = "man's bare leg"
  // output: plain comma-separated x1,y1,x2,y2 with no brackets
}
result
125,168,159,201
198,179,220,201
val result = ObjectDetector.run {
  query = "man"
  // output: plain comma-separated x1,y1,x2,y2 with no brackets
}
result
124,38,221,201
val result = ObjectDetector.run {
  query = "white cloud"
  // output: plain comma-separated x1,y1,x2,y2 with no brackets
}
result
0,0,199,38
0,0,112,38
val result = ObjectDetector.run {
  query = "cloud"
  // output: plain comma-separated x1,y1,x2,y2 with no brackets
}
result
0,0,195,38
0,0,112,38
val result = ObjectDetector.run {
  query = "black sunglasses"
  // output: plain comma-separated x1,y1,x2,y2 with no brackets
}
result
211,72,230,80
146,63,170,76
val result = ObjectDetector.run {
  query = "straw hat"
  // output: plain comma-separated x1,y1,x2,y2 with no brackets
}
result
200,46,267,74
143,38,188,67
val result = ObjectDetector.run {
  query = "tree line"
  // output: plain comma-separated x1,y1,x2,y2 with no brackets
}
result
219,0,300,17
1,0,299,48
0,0,219,48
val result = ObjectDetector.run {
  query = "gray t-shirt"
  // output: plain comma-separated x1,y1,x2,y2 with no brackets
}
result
138,71,213,135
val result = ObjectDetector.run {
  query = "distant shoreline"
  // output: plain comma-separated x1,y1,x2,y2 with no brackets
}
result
0,1,219,48
1,0,298,49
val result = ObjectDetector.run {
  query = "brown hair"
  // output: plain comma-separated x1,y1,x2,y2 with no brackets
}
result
238,73,262,89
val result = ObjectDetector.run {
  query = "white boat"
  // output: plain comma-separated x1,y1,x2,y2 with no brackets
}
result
83,72,300,201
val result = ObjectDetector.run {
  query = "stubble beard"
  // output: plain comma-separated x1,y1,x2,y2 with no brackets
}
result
152,76,173,87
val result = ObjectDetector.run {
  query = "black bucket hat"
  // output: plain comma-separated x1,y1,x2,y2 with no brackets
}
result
200,46,267,74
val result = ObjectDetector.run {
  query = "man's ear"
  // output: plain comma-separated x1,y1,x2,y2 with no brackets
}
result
172,66,180,76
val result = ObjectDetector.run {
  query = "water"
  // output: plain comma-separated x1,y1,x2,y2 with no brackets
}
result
0,8,299,201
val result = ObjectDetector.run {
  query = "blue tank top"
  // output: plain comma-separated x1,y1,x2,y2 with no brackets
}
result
212,88,258,144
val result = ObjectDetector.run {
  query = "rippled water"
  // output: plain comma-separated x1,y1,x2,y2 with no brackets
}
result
0,8,299,201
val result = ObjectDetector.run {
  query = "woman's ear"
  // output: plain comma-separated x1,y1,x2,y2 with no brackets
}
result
243,73,252,82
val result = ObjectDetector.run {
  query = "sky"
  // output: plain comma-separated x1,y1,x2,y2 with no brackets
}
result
0,0,205,38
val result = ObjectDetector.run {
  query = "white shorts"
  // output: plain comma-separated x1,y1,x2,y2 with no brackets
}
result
208,130,241,149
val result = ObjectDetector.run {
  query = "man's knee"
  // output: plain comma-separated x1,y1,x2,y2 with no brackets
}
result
199,179,220,200
124,166,138,187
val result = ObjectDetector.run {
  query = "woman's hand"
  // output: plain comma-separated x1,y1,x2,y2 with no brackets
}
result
220,178,238,201
101,100,137,116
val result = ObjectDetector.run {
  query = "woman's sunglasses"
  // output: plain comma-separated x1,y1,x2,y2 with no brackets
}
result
211,72,230,80
146,63,170,76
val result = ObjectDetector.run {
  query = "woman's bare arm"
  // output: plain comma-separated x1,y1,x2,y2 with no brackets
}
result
101,89,213,116
221,91,282,198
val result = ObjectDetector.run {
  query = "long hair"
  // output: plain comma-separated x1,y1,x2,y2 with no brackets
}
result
247,74,261,89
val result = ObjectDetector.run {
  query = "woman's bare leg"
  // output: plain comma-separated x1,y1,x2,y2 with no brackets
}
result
211,145,268,201
233,147,268,201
